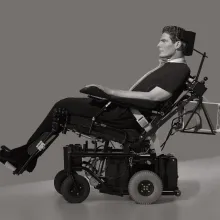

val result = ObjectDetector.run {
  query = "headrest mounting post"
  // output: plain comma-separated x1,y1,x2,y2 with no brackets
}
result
193,49,208,81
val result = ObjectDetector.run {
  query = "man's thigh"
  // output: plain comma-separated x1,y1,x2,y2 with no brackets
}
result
55,97,108,118
54,97,139,128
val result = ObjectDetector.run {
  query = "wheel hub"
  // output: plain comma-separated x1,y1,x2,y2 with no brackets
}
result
70,184,83,196
138,180,154,196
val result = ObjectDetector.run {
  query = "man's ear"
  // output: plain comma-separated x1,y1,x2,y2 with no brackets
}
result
175,41,182,50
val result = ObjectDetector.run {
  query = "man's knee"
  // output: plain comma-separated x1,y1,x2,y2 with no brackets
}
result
52,97,90,116
54,98,71,107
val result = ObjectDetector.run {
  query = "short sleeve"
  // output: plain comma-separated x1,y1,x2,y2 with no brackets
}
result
156,64,190,93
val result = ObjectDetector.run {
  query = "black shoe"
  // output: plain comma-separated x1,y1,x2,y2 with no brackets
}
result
10,145,38,173
0,146,18,169
0,144,38,173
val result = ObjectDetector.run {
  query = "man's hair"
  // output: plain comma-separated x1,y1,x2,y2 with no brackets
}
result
162,25,187,54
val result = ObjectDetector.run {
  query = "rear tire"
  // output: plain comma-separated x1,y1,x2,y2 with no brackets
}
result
128,170,163,204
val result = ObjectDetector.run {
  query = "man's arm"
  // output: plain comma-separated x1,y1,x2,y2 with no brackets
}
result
110,86,172,101
148,86,172,101
84,84,172,101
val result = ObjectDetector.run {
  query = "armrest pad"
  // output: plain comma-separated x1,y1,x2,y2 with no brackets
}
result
80,86,110,100
80,86,162,110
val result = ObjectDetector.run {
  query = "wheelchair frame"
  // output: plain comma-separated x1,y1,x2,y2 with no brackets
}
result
3,48,213,204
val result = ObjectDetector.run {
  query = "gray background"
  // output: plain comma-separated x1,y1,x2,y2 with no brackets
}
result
0,0,218,186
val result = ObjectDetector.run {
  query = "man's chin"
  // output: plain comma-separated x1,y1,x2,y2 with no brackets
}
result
159,54,171,60
159,54,167,58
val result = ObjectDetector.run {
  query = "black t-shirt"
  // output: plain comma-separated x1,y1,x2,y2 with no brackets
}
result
97,62,191,128
131,62,191,118
132,62,191,94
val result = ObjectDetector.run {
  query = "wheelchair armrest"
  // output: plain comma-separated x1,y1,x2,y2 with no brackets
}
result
80,86,110,100
80,85,162,110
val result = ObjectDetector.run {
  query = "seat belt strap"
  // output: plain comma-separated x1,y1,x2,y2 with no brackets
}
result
130,108,151,131
130,108,162,156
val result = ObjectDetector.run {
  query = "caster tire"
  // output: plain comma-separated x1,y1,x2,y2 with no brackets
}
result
128,170,163,204
61,175,90,203
54,170,68,194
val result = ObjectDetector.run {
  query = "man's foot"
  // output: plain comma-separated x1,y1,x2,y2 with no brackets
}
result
0,146,18,171
0,145,38,173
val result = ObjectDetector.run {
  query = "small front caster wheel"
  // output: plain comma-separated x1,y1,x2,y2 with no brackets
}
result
54,170,68,194
175,190,181,197
128,170,163,204
61,174,90,203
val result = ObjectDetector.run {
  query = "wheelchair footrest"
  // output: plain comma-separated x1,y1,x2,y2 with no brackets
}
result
13,153,38,175
27,132,52,155
12,132,59,175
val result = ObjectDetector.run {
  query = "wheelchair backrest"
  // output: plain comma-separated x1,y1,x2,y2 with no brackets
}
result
154,75,196,116
157,71,208,120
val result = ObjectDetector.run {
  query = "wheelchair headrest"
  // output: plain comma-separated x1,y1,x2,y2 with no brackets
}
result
179,30,196,56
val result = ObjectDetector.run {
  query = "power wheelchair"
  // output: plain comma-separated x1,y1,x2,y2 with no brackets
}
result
0,31,215,205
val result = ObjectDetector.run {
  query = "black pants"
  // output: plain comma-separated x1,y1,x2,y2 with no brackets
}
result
1,97,144,172
26,97,140,145
1,97,141,172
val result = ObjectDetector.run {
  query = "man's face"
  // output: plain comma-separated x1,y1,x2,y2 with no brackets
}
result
157,33,177,59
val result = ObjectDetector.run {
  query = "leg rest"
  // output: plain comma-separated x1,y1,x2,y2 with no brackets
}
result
0,107,68,174
0,132,59,175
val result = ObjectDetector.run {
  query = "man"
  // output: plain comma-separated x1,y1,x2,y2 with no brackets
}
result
95,26,189,102
0,25,191,173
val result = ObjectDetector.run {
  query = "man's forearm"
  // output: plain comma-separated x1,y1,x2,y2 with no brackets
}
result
110,89,154,100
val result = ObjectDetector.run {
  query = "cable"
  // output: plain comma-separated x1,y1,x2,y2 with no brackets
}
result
160,110,202,151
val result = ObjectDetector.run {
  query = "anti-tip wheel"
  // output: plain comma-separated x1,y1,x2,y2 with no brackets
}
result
61,174,90,203
54,170,68,194
128,170,163,204
175,190,181,197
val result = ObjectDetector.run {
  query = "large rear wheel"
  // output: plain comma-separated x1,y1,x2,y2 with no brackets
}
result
128,170,163,204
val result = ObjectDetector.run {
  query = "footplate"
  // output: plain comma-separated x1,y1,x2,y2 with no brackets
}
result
13,132,59,175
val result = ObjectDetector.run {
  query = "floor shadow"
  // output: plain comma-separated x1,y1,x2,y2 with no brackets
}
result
54,189,181,220
54,179,201,208
54,180,202,220
55,196,91,220
177,179,201,200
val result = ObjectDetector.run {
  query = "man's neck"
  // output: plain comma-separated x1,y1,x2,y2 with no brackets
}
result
167,57,186,63
159,55,186,64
